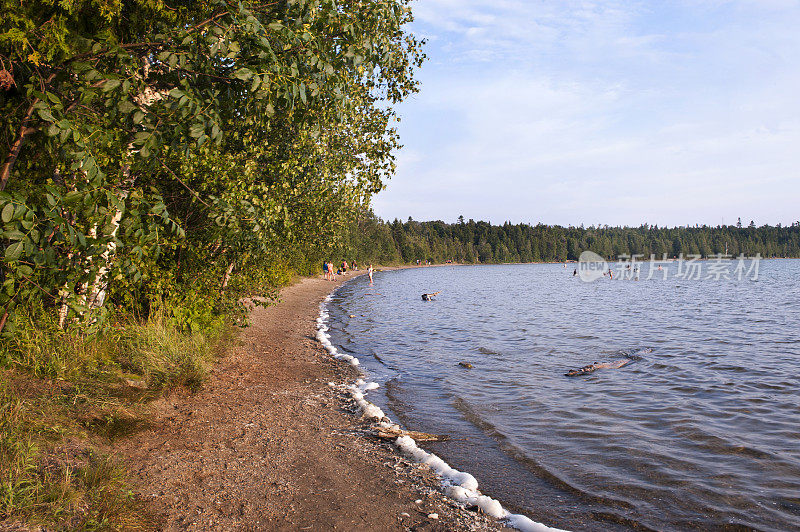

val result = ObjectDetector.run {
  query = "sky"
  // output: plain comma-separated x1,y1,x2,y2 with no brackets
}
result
371,0,800,227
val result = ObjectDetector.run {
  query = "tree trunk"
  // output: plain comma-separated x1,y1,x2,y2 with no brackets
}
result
1,74,56,191
85,57,169,314
0,105,36,191
86,153,134,310
0,101,38,333
220,261,235,292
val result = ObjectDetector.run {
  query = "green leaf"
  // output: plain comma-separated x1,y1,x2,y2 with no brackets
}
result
5,241,23,262
103,79,122,92
299,82,307,104
118,100,137,114
234,67,254,81
64,191,82,205
1,204,14,223
37,108,55,122
189,124,204,138
133,131,150,145
46,92,62,106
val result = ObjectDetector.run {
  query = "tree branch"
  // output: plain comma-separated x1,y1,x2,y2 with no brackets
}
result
0,104,36,192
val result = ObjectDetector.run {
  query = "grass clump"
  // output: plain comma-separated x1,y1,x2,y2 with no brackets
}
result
0,378,154,529
0,309,230,530
114,317,219,392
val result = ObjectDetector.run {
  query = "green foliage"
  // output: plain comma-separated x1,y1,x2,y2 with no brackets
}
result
339,214,800,265
0,0,423,331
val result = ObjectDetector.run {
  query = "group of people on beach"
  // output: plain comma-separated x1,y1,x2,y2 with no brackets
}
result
322,260,374,284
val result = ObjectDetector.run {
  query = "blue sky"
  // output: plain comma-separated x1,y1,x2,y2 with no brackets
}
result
371,0,800,227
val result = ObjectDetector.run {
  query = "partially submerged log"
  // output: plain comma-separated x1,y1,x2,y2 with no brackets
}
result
373,426,449,442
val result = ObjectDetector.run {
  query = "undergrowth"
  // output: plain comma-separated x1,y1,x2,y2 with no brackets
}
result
0,308,232,529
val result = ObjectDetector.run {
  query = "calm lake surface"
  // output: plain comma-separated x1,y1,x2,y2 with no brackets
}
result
324,261,800,531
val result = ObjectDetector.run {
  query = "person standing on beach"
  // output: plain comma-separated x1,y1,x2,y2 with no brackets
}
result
323,260,329,281
368,264,374,285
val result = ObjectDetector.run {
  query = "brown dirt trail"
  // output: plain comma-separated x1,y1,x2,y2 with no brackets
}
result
118,273,506,531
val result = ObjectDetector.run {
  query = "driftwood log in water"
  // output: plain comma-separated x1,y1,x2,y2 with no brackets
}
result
565,359,631,377
373,426,449,442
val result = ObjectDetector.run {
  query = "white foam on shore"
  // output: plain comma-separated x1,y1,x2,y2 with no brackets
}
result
316,293,567,532
315,307,359,366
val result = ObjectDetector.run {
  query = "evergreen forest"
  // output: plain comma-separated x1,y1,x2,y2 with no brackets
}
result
343,214,800,265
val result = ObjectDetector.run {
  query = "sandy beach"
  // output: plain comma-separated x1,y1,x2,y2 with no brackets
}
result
117,270,508,531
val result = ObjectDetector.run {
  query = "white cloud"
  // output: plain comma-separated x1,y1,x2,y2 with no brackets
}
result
373,1,800,226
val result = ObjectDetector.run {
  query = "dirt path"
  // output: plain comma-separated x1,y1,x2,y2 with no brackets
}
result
118,272,506,531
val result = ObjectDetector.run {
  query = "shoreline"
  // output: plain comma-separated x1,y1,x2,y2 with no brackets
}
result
116,268,510,530
316,273,567,532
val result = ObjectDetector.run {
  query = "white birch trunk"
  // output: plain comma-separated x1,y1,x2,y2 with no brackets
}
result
220,261,235,292
84,57,169,314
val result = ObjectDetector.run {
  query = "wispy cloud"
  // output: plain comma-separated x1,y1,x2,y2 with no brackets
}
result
373,1,800,226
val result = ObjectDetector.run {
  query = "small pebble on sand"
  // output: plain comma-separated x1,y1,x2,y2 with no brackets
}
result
428,513,439,519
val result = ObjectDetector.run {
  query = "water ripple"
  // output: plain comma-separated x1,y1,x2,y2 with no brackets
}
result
327,261,800,531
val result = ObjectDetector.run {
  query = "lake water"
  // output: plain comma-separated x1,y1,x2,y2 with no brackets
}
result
323,260,800,531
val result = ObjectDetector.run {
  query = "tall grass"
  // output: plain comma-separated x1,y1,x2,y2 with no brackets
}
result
114,316,221,391
0,309,229,529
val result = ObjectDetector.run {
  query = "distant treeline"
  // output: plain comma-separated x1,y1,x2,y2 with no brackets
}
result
341,214,800,264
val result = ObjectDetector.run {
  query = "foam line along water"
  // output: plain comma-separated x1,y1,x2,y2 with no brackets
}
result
316,278,567,532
